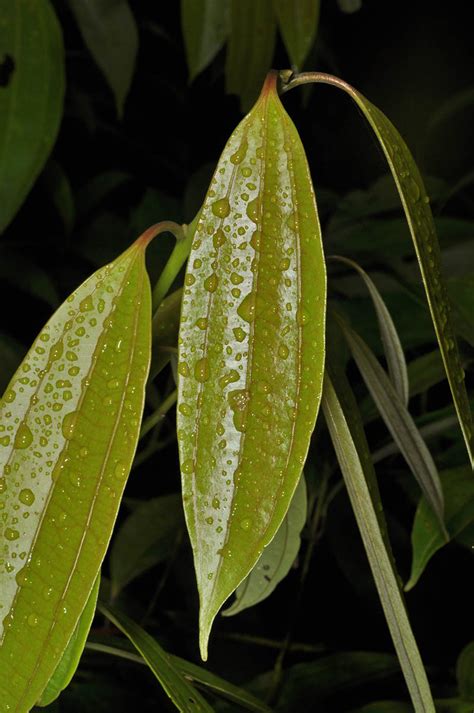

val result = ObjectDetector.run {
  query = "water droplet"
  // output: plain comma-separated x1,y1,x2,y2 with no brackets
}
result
204,273,218,293
182,459,195,475
27,613,39,627
219,370,240,388
237,293,256,323
194,358,209,383
246,198,259,223
4,527,19,541
4,389,16,403
230,138,248,164
233,327,247,343
19,489,35,506
213,229,226,249
178,362,190,378
196,317,208,330
212,497,220,509
206,516,214,525
230,272,244,285
212,197,230,219
0,436,10,447
0,477,7,494
228,389,250,432
278,344,289,359
239,518,252,531
114,461,127,479
79,295,94,312
14,423,33,450
179,403,192,417
61,412,77,440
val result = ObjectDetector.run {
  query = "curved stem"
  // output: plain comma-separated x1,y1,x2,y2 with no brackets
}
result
279,70,353,95
139,389,177,440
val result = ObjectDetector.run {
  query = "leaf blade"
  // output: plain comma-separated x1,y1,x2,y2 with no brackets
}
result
274,0,320,70
181,0,230,81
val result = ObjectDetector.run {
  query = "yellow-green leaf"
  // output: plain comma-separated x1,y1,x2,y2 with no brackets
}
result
274,0,320,70
0,230,154,711
0,0,65,232
177,72,326,659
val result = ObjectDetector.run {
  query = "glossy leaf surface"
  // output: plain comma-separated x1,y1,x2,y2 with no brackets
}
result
67,0,138,116
181,0,230,81
274,0,320,69
177,72,326,658
37,575,100,707
223,474,306,616
0,0,64,233
0,232,153,710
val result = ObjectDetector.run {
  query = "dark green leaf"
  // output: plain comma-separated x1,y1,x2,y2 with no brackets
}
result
456,641,474,701
274,0,320,70
181,0,230,81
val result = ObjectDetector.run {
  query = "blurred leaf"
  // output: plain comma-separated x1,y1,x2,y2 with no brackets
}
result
407,467,474,590
0,333,25,394
40,160,75,234
0,248,60,307
337,0,363,12
226,1,277,111
67,0,138,117
37,575,100,706
426,86,474,137
76,211,131,266
0,0,64,232
99,603,214,712
349,704,415,713
274,0,320,70
76,171,133,222
322,371,435,712
435,701,474,713
151,288,182,379
448,274,474,346
181,0,230,81
456,641,474,701
110,494,184,597
223,475,307,617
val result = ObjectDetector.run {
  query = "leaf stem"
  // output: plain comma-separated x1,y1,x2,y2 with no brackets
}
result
151,222,192,311
139,389,177,440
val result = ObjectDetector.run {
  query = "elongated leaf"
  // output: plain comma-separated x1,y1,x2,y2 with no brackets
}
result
456,641,474,701
99,603,214,713
274,0,320,70
226,1,277,111
337,316,445,531
0,0,64,232
331,255,409,405
37,575,100,707
322,371,435,713
67,0,138,117
406,466,474,590
223,474,307,616
283,72,474,466
181,0,230,81
177,72,326,659
110,494,184,596
0,230,154,710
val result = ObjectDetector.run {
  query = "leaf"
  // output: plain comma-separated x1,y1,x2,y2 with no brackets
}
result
37,575,100,707
0,228,155,710
99,603,214,713
226,1,277,111
321,371,435,713
348,704,414,713
177,72,326,659
40,160,75,235
110,494,184,597
223,474,307,616
336,315,445,531
331,256,409,405
0,248,60,308
181,0,230,81
406,466,474,590
283,72,474,466
150,288,182,379
456,641,474,701
67,0,138,117
274,0,320,70
0,0,65,232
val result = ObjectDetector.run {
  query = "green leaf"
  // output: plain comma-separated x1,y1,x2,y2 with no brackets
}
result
348,704,413,713
406,466,474,590
321,371,435,713
40,160,75,235
36,575,100,707
67,0,138,117
110,494,184,597
283,72,474,466
456,641,474,701
0,0,64,232
274,0,320,70
226,1,277,111
99,603,214,713
337,315,445,532
0,229,155,710
151,288,182,379
331,256,409,405
177,72,326,659
181,0,230,81
223,474,307,616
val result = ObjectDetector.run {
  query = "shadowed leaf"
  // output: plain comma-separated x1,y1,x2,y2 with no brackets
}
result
181,0,230,81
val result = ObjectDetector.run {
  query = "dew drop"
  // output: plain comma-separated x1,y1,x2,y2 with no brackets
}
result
213,229,226,249
181,459,195,475
114,461,127,479
212,197,230,219
80,295,94,312
246,198,259,223
278,344,289,359
14,423,33,450
27,613,39,628
230,138,248,164
196,317,208,330
239,518,252,531
230,272,244,285
194,358,209,383
237,293,256,323
4,527,19,541
185,273,196,286
204,273,218,293
178,403,192,417
4,389,16,403
178,362,190,378
219,370,240,388
19,489,35,506
61,412,77,441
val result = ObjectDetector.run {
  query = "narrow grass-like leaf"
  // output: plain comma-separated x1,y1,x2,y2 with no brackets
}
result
67,0,138,117
226,1,277,111
99,603,214,713
0,228,155,710
177,72,326,659
223,474,307,616
336,315,445,530
274,0,320,70
331,255,409,405
0,0,64,232
321,371,435,713
110,494,184,597
36,575,100,707
406,466,474,590
282,72,474,466
181,0,230,81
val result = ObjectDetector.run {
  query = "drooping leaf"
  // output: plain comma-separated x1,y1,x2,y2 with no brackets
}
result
406,466,474,590
67,0,138,117
177,72,326,659
226,1,277,111
0,229,155,710
99,603,214,713
36,575,100,707
274,0,320,70
0,0,64,232
223,474,307,616
456,641,474,701
283,72,474,466
181,0,230,81
110,494,184,597
321,371,435,713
